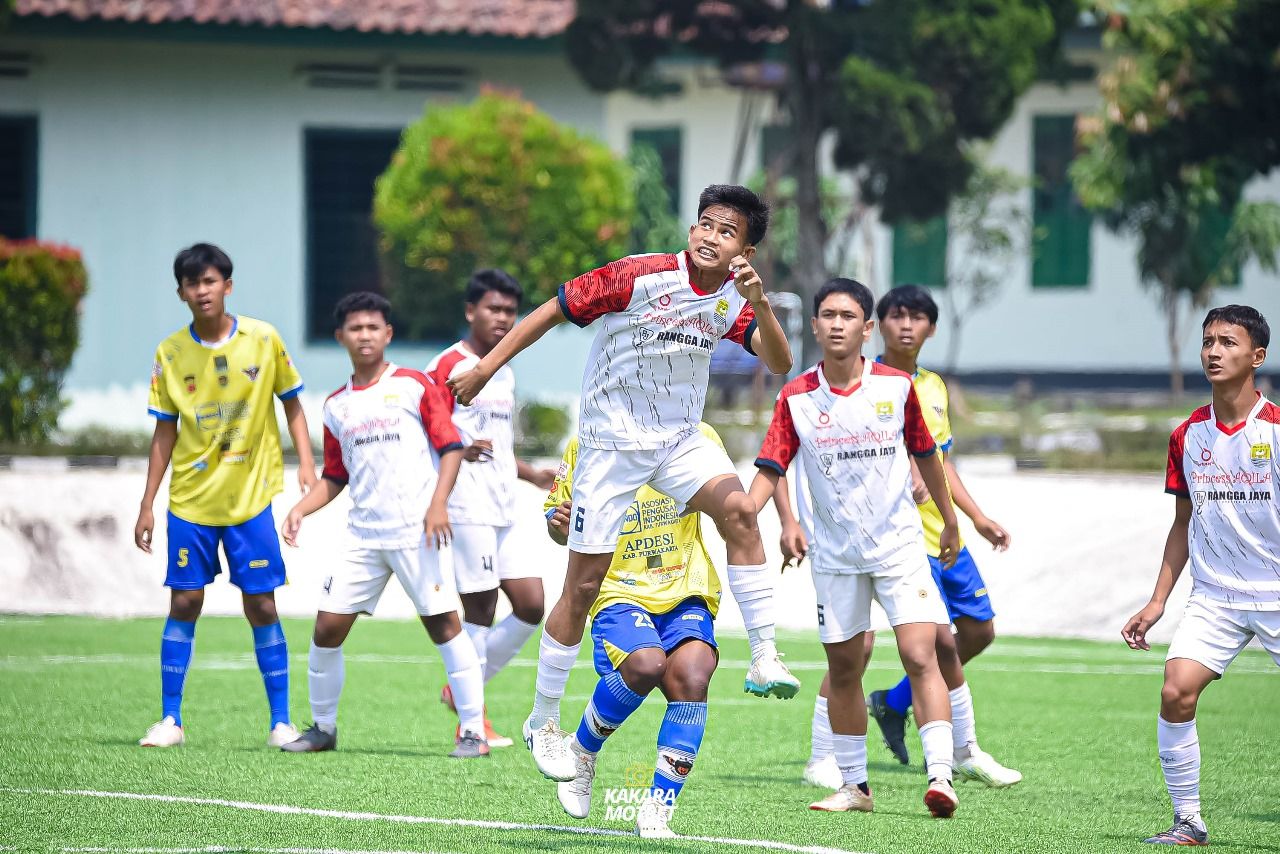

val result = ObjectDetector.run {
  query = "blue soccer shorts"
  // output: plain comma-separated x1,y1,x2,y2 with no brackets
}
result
590,596,717,677
165,504,286,594
929,546,995,623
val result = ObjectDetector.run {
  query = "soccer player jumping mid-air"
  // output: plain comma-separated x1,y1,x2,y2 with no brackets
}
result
448,184,799,783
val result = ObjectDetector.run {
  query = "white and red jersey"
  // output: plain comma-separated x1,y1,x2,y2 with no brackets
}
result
559,251,757,450
426,342,518,526
1165,393,1280,610
756,360,937,574
322,363,463,549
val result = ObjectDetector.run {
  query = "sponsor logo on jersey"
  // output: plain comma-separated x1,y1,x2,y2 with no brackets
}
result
214,355,229,387
634,326,656,346
248,559,269,569
1194,446,1214,466
820,452,835,476
195,400,251,431
242,365,260,382
875,401,895,422
192,459,208,473
221,450,248,464
679,612,704,622
620,501,643,534
1251,443,1272,467
184,374,196,393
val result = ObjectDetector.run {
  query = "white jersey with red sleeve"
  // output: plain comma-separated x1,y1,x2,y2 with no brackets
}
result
426,342,518,526
322,363,464,549
558,250,757,451
755,359,938,574
1165,393,1280,610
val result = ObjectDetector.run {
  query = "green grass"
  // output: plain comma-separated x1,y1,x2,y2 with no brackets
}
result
1,615,1277,854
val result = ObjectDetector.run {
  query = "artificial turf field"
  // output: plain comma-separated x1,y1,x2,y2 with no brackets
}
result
1,615,1276,854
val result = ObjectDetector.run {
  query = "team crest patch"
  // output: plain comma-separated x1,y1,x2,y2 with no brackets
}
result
819,452,835,476
184,374,196,393
715,298,729,318
875,401,895,422
635,327,656,346
1251,443,1272,467
242,365,260,382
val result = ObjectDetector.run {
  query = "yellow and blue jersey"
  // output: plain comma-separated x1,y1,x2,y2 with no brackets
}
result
544,423,723,620
148,315,304,527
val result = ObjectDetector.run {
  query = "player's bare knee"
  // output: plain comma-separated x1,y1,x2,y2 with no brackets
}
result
242,592,278,626
1159,680,1200,719
621,650,666,693
716,493,759,545
422,611,462,645
511,600,545,625
568,576,604,612
899,645,937,678
169,589,204,621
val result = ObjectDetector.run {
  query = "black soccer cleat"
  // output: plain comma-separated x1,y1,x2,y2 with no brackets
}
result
1143,816,1209,846
867,689,910,765
280,723,337,753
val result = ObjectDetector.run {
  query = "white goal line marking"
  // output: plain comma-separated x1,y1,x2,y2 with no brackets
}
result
2,788,870,854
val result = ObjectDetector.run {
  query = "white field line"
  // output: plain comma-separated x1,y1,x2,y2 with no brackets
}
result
1,788,869,854
60,848,460,854
1,652,1273,676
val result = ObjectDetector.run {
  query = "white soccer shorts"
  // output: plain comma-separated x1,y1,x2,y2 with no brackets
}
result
1166,595,1280,675
320,536,457,617
812,556,950,644
567,429,736,553
451,523,525,593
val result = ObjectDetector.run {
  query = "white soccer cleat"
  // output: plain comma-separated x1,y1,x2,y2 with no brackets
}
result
955,747,1023,787
556,741,597,819
266,722,300,748
743,652,801,699
924,777,959,819
809,783,874,813
522,716,577,782
802,754,844,790
635,794,677,839
139,716,184,748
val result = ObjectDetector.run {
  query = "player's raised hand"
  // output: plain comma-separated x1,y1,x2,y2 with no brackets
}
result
425,503,452,549
447,366,491,407
463,439,494,463
1121,601,1164,651
281,507,304,548
938,522,960,568
975,516,1011,551
780,520,808,571
730,255,764,303
134,506,155,553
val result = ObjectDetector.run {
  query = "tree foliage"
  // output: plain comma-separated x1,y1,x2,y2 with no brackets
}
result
0,239,88,443
628,143,685,254
374,92,633,339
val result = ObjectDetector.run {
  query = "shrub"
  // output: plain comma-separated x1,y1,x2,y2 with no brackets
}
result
0,239,88,443
515,400,571,458
374,91,633,340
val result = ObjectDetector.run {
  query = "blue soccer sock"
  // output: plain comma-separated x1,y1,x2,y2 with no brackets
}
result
160,618,196,726
251,622,290,727
885,673,913,715
574,669,647,754
652,701,707,805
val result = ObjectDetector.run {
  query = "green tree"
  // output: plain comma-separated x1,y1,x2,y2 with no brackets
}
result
1071,0,1280,397
628,143,685,255
566,1,1073,357
374,92,633,340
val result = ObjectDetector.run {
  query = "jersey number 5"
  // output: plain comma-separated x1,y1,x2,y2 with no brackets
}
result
176,548,189,568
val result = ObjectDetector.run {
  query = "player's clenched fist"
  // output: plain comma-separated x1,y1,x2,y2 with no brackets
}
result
1121,601,1164,651
730,254,765,304
447,366,491,406
134,507,155,553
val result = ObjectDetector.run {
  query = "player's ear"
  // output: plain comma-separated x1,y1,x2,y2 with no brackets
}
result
1253,345,1266,369
464,303,475,325
386,323,394,343
224,278,233,296
863,319,875,341
333,326,343,345
926,322,937,341
741,245,756,262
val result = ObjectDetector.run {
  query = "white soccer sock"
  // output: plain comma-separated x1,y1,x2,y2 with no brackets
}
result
918,720,954,782
949,683,978,757
437,633,485,737
810,695,834,764
484,614,539,682
308,642,344,733
1158,717,1202,821
530,632,579,727
727,563,776,660
832,733,868,788
463,621,489,678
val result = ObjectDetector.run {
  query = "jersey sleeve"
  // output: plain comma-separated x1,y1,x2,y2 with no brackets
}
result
903,385,938,458
543,440,578,515
271,329,305,400
934,379,954,454
419,380,464,454
755,393,800,475
147,345,178,421
321,424,348,485
723,302,759,355
1165,424,1190,498
557,258,637,327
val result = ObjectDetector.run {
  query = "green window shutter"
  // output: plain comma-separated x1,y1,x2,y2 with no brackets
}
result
1032,115,1091,288
1202,206,1241,288
304,128,403,342
0,116,38,239
893,216,948,287
630,127,682,215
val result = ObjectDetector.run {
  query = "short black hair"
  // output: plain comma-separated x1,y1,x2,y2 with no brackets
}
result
1202,304,1270,349
173,243,232,285
465,268,523,307
697,184,770,245
814,278,874,319
333,291,392,328
876,284,939,325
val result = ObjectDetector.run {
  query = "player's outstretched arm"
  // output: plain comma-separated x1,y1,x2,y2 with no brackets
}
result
134,419,178,553
733,256,792,375
771,474,807,568
425,447,463,549
747,468,780,515
517,458,557,491
916,451,959,567
944,457,1010,551
448,298,566,405
282,397,318,496
281,477,344,547
1122,498,1192,651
